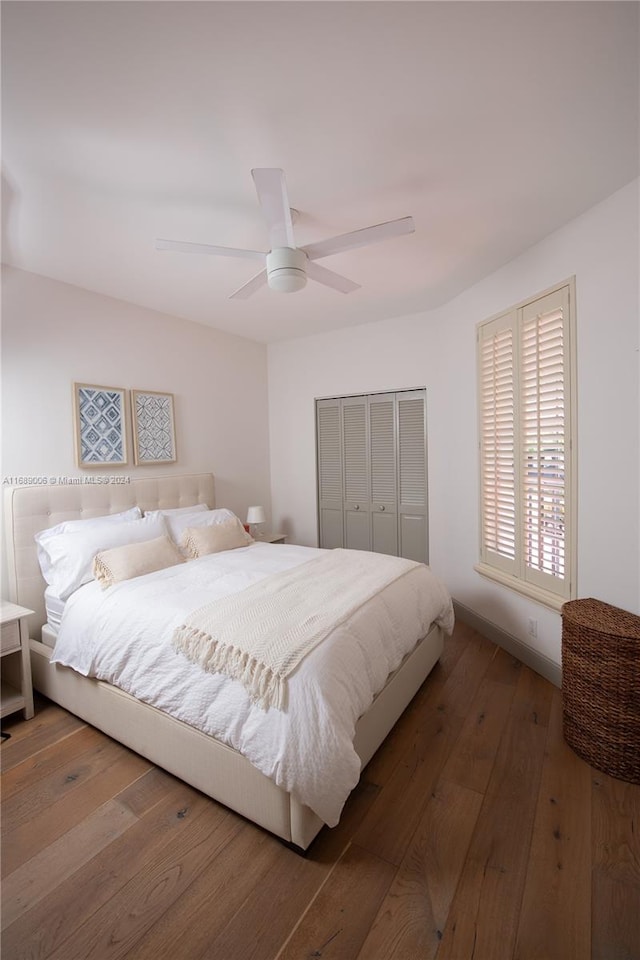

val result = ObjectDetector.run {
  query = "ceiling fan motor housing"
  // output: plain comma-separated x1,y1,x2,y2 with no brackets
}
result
266,247,307,293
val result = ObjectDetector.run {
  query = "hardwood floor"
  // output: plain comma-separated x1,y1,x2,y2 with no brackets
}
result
1,622,638,960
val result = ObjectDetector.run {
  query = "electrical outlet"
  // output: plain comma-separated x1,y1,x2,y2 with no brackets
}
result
527,618,538,639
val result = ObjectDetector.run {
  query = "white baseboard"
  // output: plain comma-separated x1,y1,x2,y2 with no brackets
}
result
452,599,561,688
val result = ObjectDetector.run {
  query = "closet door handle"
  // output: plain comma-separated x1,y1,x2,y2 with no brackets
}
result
354,504,360,510
379,505,386,511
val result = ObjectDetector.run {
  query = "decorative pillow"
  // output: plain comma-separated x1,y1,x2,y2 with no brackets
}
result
35,507,142,582
93,535,185,589
36,514,169,600
162,507,241,544
144,503,208,519
181,517,253,558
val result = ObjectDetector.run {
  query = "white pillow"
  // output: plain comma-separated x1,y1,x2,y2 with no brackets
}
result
37,514,169,600
144,503,208,518
162,508,241,544
35,507,142,582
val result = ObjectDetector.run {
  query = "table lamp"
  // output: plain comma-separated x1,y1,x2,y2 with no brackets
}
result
246,505,266,539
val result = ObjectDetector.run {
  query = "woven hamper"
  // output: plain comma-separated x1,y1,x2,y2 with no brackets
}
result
562,598,640,783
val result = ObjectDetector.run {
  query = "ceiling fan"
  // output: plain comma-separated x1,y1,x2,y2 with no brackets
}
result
155,168,415,299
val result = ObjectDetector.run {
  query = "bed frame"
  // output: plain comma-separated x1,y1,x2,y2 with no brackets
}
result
4,473,443,850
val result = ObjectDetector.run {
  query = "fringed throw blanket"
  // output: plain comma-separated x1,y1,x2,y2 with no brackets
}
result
172,548,421,711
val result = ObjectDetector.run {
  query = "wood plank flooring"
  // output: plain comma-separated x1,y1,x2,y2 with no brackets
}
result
1,622,638,960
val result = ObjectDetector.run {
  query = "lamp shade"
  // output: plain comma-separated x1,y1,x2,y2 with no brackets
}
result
246,505,266,525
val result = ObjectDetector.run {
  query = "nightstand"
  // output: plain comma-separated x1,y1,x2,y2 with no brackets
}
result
263,533,287,544
1,602,35,720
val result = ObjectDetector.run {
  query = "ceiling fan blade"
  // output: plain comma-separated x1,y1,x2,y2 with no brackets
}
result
251,168,295,250
301,216,415,262
156,239,264,260
229,269,268,300
306,260,361,294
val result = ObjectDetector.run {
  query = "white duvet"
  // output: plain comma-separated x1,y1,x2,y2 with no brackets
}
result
51,542,454,826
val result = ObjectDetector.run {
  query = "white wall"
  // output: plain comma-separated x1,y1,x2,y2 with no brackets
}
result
268,179,640,666
1,266,271,526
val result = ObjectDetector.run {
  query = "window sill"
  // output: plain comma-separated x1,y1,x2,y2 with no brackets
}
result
473,562,567,612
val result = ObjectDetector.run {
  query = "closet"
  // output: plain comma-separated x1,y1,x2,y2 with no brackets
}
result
316,389,428,562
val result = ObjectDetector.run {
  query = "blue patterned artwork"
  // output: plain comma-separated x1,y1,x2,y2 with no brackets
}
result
74,383,127,467
133,390,176,464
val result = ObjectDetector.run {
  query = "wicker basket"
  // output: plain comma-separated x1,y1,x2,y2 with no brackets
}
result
562,598,640,784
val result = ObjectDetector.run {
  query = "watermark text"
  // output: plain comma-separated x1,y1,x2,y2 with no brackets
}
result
3,475,132,486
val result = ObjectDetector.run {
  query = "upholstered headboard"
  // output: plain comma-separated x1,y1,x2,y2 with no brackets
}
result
3,473,216,635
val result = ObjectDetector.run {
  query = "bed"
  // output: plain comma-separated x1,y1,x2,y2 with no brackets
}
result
3,473,452,850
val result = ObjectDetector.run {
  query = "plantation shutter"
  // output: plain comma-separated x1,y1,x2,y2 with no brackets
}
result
479,312,517,576
521,286,570,597
477,280,574,606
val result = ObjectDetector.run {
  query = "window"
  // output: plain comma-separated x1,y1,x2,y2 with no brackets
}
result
476,279,576,610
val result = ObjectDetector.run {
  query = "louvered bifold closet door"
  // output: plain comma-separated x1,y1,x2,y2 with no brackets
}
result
368,393,398,556
521,286,571,598
478,312,517,576
316,399,344,548
397,390,428,563
342,395,371,551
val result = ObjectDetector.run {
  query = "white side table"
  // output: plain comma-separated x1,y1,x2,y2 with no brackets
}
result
263,533,286,544
1,601,35,720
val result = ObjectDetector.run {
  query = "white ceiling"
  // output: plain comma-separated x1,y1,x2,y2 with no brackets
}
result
2,1,638,344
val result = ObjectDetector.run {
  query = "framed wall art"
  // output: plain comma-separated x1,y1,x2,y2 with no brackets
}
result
132,390,177,465
73,382,128,468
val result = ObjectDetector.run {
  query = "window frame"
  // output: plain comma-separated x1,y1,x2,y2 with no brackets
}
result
475,278,577,611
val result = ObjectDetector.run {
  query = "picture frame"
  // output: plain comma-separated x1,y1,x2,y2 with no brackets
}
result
132,390,177,465
73,382,128,468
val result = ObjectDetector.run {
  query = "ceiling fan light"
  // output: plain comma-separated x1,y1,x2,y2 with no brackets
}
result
266,247,307,294
269,270,307,293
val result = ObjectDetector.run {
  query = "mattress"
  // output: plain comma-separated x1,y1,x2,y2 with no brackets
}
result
50,541,454,825
41,623,58,647
44,586,65,626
